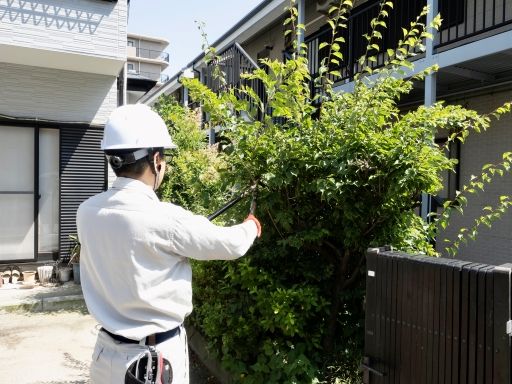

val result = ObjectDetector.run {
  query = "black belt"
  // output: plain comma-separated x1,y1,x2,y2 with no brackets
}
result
101,326,179,345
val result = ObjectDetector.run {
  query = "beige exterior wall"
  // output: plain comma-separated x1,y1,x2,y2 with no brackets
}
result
438,89,512,266
243,19,286,63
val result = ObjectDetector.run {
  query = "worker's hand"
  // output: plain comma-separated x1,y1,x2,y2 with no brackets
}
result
244,214,262,238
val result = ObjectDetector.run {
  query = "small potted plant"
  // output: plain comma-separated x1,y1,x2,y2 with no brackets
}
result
58,264,72,283
68,234,81,284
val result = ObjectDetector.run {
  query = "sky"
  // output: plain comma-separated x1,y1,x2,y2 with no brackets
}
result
128,0,264,77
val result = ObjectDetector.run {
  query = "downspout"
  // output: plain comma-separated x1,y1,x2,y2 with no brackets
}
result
421,0,439,221
297,0,305,55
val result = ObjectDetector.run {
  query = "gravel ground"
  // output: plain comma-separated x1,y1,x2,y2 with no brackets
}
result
0,305,219,384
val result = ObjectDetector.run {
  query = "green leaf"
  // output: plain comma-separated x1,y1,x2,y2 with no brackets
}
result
319,42,329,50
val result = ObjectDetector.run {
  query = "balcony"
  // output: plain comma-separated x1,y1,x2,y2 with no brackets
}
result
305,0,425,85
204,42,265,118
304,0,512,85
127,70,169,93
128,70,168,83
133,48,170,63
436,0,512,48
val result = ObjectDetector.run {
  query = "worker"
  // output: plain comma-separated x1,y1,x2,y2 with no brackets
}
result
76,104,261,383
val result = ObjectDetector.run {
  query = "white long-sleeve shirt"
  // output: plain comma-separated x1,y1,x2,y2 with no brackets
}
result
76,177,257,340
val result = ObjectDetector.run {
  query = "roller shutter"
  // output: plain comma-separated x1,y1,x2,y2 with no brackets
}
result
60,125,106,259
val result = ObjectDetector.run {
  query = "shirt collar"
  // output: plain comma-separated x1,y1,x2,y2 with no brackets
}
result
111,177,159,201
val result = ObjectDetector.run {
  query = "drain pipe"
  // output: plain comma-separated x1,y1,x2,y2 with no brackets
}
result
181,68,195,108
297,0,305,55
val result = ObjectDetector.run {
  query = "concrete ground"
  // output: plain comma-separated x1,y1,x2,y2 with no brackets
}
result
0,307,95,383
0,282,219,384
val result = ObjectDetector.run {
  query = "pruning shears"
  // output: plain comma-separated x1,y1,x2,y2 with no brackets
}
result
207,181,259,221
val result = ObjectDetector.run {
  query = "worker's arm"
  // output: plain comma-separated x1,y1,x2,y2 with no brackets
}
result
169,210,261,261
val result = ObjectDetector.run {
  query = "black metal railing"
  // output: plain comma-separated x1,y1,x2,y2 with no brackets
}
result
135,48,170,63
204,42,266,120
127,70,169,83
364,248,512,383
436,0,512,48
304,0,426,96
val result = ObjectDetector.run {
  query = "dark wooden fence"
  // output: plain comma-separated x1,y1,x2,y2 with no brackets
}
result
363,248,512,384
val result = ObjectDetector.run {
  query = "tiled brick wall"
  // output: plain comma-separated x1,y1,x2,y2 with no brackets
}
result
438,89,512,265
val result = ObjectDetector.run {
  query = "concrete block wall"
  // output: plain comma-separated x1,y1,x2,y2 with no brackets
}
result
0,0,127,60
438,89,512,265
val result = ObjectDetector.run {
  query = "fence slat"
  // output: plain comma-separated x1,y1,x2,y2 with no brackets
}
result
493,264,511,384
389,257,400,384
426,260,435,384
468,264,485,384
364,252,512,384
445,260,454,384
432,259,441,384
460,263,472,384
364,250,379,384
485,267,494,383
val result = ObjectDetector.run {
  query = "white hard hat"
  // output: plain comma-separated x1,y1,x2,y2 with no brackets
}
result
101,104,176,150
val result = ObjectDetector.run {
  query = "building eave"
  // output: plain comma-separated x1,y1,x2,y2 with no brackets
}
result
141,0,288,105
128,32,170,46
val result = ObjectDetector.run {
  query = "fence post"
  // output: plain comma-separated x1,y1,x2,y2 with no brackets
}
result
362,247,391,383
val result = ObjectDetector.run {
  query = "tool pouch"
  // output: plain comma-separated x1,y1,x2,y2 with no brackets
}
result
125,348,172,384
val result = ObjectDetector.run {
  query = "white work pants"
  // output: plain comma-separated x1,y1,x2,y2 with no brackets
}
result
90,325,189,383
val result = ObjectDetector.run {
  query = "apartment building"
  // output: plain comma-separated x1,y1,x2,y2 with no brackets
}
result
0,0,128,265
142,0,512,266
126,33,169,104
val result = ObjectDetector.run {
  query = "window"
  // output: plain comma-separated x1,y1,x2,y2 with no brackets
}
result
38,128,59,253
127,63,135,72
0,126,60,262
127,40,135,47
0,126,35,261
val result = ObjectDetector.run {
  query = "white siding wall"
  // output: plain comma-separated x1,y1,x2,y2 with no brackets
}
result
439,90,512,266
0,0,127,60
0,63,117,125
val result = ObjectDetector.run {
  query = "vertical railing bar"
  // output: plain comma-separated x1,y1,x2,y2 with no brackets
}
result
483,0,487,29
492,0,496,25
503,0,507,24
474,0,478,34
465,0,469,37
447,0,452,46
348,17,353,80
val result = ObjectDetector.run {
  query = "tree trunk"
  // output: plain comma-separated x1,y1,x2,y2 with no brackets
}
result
322,246,350,353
